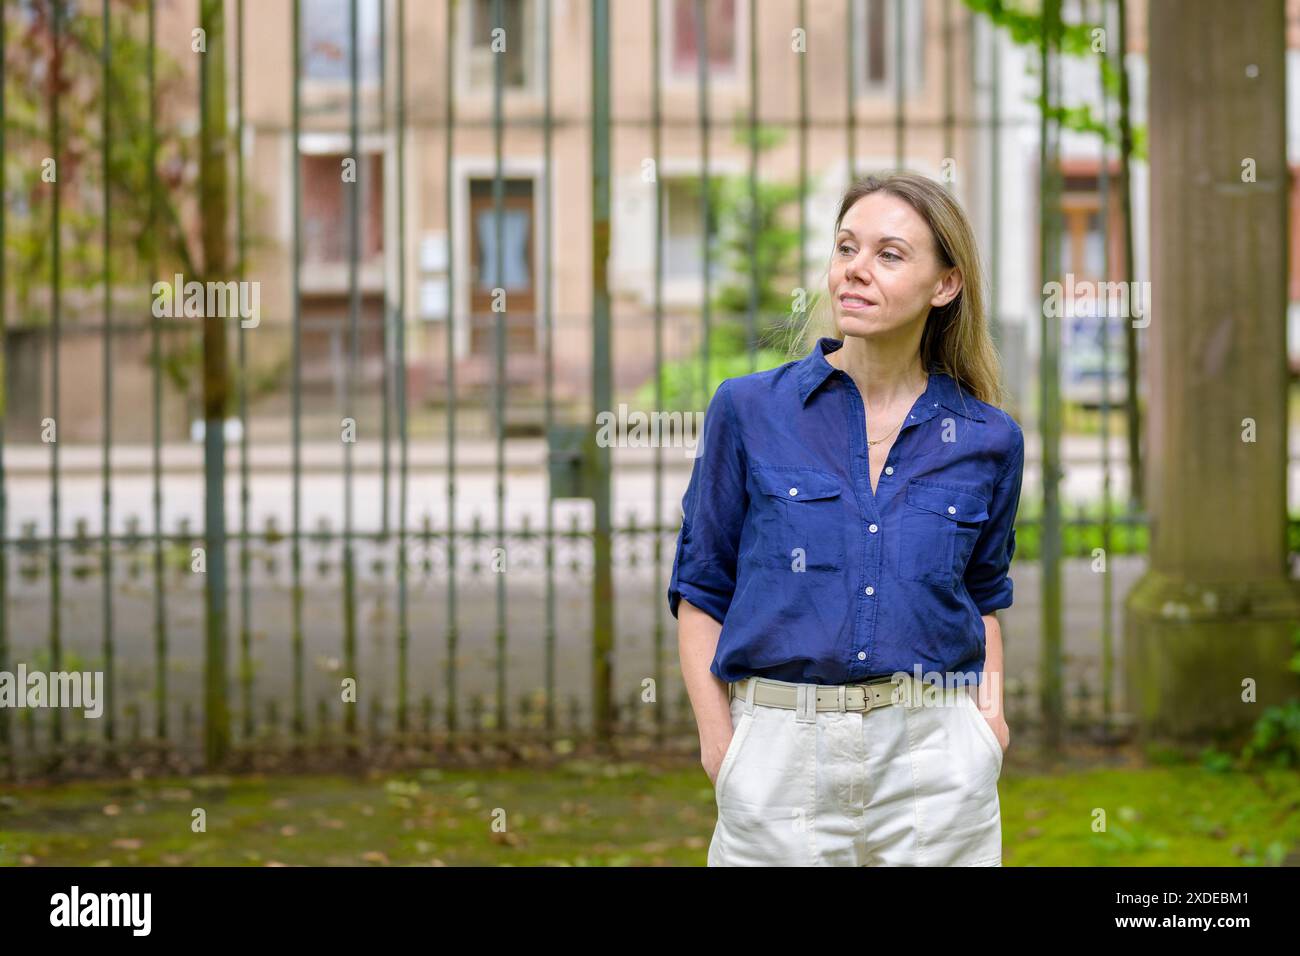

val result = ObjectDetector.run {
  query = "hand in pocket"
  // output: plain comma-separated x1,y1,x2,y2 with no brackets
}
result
702,725,735,786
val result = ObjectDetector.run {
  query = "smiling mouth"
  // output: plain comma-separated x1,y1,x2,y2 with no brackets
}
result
839,294,874,309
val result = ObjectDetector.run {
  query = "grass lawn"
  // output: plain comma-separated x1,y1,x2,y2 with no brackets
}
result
1,757,1297,866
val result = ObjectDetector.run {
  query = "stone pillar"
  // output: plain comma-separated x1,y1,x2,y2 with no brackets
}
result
1125,0,1300,742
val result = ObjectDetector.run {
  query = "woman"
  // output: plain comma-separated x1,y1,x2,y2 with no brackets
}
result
669,171,1023,866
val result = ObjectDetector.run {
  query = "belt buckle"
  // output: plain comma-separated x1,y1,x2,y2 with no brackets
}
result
856,682,879,712
859,678,900,711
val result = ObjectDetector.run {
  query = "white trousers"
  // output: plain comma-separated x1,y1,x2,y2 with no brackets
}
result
708,674,1003,866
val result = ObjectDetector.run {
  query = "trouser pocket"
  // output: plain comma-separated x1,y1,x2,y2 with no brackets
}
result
713,700,753,803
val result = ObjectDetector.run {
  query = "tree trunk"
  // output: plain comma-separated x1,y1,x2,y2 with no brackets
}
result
1125,0,1300,741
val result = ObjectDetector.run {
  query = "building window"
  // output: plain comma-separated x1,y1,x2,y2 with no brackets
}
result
662,177,722,280
666,0,738,80
469,178,537,354
1055,167,1128,405
855,0,925,95
300,152,384,265
466,0,538,91
1060,173,1108,283
300,0,382,84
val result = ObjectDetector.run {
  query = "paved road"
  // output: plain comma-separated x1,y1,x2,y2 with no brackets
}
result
4,433,1146,538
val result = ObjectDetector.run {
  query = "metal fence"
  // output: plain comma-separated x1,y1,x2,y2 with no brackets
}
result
0,0,1168,777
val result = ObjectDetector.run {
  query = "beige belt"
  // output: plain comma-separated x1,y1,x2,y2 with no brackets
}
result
729,675,905,713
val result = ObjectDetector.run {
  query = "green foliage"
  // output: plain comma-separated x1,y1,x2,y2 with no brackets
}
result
4,4,196,306
1239,626,1300,769
632,319,793,413
634,117,816,412
23,647,99,674
1198,747,1237,774
1009,492,1150,561
1238,840,1290,867
4,4,267,397
961,0,1147,160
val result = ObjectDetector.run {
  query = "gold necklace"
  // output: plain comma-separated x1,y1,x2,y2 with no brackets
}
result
865,374,928,446
866,417,904,446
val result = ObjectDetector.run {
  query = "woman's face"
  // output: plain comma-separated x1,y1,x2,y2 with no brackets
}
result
828,191,962,340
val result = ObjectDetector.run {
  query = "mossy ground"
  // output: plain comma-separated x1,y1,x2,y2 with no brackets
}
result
2,750,1296,866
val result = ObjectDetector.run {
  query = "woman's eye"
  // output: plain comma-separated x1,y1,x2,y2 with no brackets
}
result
879,250,901,262
838,243,856,255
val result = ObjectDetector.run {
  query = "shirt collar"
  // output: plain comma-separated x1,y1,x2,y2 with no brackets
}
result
795,336,987,422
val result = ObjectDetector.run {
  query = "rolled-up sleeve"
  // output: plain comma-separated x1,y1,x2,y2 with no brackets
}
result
667,379,748,625
963,425,1025,615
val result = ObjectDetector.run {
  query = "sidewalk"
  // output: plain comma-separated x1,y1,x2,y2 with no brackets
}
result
1,433,1136,476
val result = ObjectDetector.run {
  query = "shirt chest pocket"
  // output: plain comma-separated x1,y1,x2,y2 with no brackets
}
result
898,479,990,588
749,465,846,571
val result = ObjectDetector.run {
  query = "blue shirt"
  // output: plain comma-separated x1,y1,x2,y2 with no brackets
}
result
668,335,1025,688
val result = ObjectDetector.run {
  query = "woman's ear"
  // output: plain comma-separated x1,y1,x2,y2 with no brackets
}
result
931,266,963,308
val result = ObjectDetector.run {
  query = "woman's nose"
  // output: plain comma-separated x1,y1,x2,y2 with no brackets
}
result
847,254,871,285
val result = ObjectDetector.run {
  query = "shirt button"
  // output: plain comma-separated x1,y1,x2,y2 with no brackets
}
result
789,487,798,496
857,651,867,660
884,465,893,475
865,586,874,595
947,505,956,514
868,523,878,533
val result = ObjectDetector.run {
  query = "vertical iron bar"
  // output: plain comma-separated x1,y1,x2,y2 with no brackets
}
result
1038,0,1064,753
343,0,361,741
396,0,409,734
591,0,614,741
101,0,116,747
237,0,253,744
696,0,709,407
199,0,232,767
1115,0,1140,511
291,0,306,741
149,0,167,743
746,0,757,369
444,0,459,734
892,0,903,167
542,0,556,733
987,4,998,348
942,0,953,179
1097,0,1114,727
379,0,391,539
988,5,1001,345
845,0,856,185
651,0,665,740
491,0,507,733
49,0,65,759
796,0,806,311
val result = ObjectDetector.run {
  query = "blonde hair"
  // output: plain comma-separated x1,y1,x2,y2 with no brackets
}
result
780,171,1009,410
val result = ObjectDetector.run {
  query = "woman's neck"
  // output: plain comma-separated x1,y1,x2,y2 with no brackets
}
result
828,336,929,412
